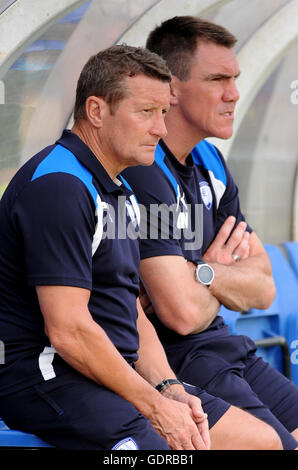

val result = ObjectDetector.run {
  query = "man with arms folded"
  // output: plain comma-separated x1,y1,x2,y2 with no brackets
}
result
122,17,298,450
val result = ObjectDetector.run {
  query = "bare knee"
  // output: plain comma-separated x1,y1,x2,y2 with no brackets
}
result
261,426,283,450
210,406,283,450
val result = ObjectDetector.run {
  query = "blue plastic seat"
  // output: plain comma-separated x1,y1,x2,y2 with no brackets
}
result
219,306,285,376
220,244,298,384
0,417,52,447
283,241,298,279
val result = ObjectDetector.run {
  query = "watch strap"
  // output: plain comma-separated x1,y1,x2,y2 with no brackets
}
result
155,379,183,393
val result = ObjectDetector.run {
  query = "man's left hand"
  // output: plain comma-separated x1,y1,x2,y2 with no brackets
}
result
203,216,250,265
162,384,210,450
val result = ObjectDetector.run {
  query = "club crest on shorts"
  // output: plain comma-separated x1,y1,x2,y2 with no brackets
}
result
199,181,213,210
111,437,139,450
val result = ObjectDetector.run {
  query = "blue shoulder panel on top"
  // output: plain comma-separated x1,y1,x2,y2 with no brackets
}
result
154,144,179,196
31,144,98,207
191,140,227,186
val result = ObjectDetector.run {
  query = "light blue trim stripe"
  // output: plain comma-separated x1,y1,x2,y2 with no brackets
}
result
119,175,139,205
192,140,227,186
119,175,134,193
31,144,98,206
154,144,179,196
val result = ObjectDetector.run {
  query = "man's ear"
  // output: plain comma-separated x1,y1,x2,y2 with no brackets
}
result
169,76,180,105
85,96,108,128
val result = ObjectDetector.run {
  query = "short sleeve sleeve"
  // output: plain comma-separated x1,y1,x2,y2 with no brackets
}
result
14,173,96,288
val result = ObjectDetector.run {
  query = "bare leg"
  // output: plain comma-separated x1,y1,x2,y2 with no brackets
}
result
210,406,283,450
291,428,298,446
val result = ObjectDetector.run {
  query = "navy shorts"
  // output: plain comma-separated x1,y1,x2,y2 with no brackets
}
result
0,370,229,450
163,327,298,450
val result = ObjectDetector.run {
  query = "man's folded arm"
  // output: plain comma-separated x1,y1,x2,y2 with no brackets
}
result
203,228,276,311
140,255,220,336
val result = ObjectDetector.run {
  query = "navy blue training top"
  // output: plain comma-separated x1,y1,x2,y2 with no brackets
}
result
0,130,140,395
122,139,252,341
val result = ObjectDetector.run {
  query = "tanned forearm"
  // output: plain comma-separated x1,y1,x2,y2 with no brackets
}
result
140,257,220,337
135,299,179,386
208,254,276,311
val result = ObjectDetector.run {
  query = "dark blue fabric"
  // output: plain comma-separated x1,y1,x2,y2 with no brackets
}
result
166,327,298,450
0,368,231,449
122,139,298,450
0,371,169,450
123,139,251,335
123,139,251,264
0,130,140,395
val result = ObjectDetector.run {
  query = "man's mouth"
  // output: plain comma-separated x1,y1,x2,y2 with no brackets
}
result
143,142,159,147
219,110,235,121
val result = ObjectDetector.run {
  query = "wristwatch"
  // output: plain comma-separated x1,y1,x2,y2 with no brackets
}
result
194,260,214,287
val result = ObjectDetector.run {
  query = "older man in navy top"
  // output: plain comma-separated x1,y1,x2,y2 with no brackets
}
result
0,44,216,451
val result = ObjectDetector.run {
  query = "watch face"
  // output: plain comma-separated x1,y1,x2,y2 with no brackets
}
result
198,264,214,284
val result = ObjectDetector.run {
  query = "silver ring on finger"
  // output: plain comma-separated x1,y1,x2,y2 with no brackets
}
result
232,253,240,262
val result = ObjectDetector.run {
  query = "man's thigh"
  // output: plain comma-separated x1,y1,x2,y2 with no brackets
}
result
0,373,169,450
167,334,298,450
244,349,298,433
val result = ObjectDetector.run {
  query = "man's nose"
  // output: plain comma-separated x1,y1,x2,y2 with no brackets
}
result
150,113,168,139
223,79,240,102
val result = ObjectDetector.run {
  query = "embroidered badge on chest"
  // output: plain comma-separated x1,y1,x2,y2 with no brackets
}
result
199,181,213,210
